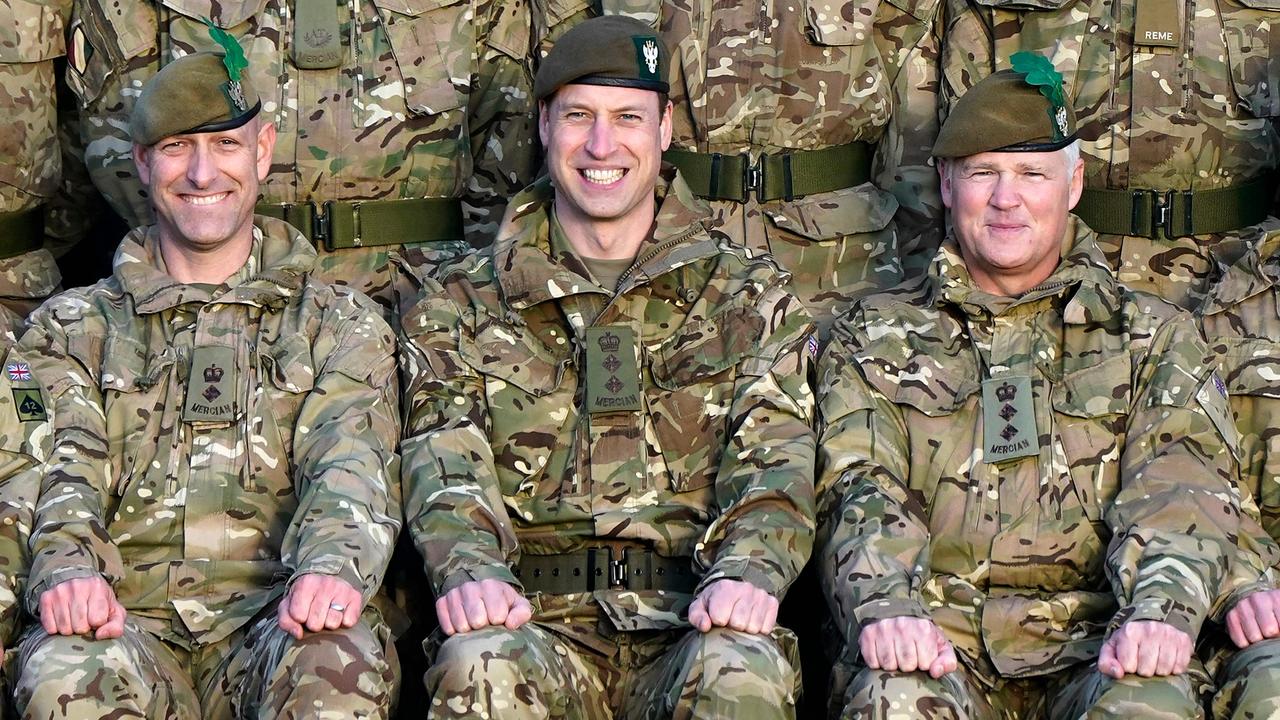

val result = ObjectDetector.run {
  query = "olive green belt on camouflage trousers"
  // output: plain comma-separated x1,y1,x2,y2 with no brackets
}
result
514,547,698,595
1073,173,1278,239
256,198,464,251
664,142,873,203
0,206,45,259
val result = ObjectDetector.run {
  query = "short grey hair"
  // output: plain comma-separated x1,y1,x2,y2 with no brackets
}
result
941,138,1082,181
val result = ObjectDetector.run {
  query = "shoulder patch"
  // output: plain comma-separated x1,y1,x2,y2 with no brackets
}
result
12,388,47,423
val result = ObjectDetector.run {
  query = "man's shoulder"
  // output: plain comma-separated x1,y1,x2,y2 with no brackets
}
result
26,276,129,335
830,277,951,352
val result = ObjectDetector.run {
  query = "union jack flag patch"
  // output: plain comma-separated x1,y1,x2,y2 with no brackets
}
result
6,362,30,382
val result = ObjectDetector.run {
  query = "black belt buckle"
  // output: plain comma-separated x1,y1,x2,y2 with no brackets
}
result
1138,189,1191,239
744,155,762,203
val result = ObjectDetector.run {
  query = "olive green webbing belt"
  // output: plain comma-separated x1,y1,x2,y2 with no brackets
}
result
256,197,464,251
0,207,44,260
514,548,698,594
665,142,873,203
1074,174,1277,238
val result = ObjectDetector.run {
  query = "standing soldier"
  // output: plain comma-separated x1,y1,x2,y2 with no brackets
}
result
594,0,943,331
63,0,535,325
941,0,1279,310
0,0,66,334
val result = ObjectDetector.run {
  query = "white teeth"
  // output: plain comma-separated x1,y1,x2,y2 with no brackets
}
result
583,169,624,184
184,193,229,206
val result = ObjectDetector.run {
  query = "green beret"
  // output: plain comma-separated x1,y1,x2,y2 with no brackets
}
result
130,52,261,147
534,15,670,102
933,54,1078,158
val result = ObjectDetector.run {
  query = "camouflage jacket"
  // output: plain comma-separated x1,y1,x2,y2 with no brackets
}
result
0,339,51,647
400,171,817,630
64,0,534,249
1201,231,1280,557
597,0,944,306
941,0,1280,308
0,0,66,334
19,216,401,646
817,219,1264,683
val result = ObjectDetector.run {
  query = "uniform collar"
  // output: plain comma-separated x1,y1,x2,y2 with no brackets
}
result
932,216,1120,323
492,168,719,311
115,215,315,314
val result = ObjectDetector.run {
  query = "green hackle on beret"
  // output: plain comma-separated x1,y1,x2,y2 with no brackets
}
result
129,31,261,147
933,54,1078,158
534,15,670,101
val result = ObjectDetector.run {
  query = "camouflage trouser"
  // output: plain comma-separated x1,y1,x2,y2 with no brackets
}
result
717,190,904,337
13,609,397,719
1208,636,1280,719
831,656,1209,719
424,620,802,719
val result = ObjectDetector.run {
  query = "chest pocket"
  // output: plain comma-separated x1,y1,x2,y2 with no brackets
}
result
460,318,573,497
1050,353,1131,524
97,335,176,497
372,0,472,116
0,0,62,63
1219,0,1280,118
1217,336,1280,515
648,308,763,494
259,334,316,471
65,0,157,106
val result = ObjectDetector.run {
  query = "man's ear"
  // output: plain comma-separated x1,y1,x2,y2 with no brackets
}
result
133,143,151,185
256,120,277,182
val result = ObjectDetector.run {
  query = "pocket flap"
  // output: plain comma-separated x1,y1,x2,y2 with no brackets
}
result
651,308,763,389
0,0,63,63
854,351,977,416
100,335,174,392
370,0,460,17
1221,338,1280,398
158,0,267,28
264,335,316,393
1051,354,1132,417
461,318,567,397
765,183,898,241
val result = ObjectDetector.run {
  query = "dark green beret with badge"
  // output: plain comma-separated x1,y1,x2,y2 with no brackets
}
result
933,52,1078,158
534,15,670,101
129,21,261,147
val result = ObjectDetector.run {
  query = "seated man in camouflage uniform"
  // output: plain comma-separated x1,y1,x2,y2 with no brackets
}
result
11,49,401,718
816,59,1267,719
1196,184,1280,718
400,16,817,719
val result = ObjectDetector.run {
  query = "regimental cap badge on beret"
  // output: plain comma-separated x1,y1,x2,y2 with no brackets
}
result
635,36,661,80
533,15,670,101
129,22,262,146
932,53,1079,158
1010,51,1069,142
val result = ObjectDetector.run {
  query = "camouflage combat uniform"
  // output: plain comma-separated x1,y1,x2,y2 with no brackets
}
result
63,0,535,324
941,0,1280,311
0,0,66,335
11,216,402,718
401,170,817,718
0,339,52,716
594,0,943,331
817,219,1262,718
1197,231,1280,719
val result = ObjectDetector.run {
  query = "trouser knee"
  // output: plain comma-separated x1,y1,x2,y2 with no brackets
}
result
425,625,566,719
838,665,968,720
14,628,187,719
689,628,798,705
